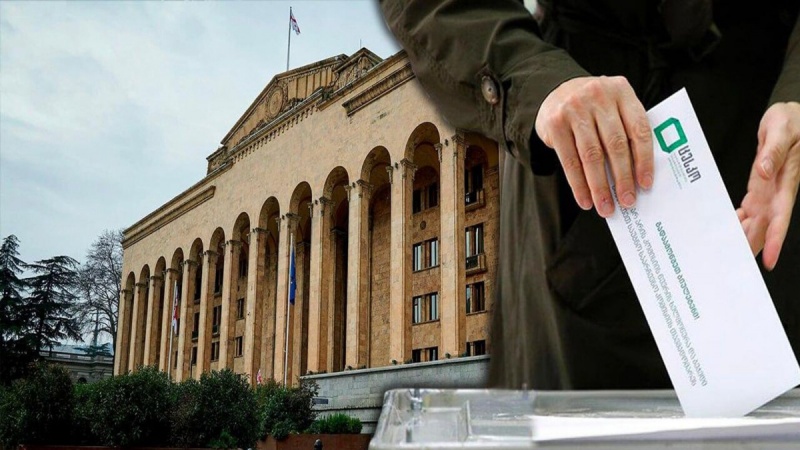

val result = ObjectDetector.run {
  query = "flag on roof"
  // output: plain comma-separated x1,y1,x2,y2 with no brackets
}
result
290,9,300,35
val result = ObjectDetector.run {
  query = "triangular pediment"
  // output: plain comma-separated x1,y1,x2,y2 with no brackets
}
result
221,49,383,149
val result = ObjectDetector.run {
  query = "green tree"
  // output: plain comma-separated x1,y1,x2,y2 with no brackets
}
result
24,255,82,353
0,235,35,384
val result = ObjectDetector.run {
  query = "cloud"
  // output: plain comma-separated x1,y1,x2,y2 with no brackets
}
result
0,1,400,264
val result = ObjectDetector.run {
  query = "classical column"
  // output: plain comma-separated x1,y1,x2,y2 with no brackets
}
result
114,288,132,375
439,136,467,357
273,213,298,384
129,280,148,371
159,268,179,371
219,240,241,369
389,159,415,364
196,250,217,379
345,181,372,368
244,228,267,384
307,198,331,373
143,274,163,366
176,260,196,381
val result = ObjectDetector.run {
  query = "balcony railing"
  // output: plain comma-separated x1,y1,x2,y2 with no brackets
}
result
465,253,487,275
465,189,485,210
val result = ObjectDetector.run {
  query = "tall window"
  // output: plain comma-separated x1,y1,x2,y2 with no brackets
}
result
465,224,485,257
467,340,487,356
465,165,484,195
412,296,422,324
192,313,200,338
428,239,439,267
235,336,243,357
237,298,245,320
413,244,424,272
194,267,202,301
191,346,198,365
428,292,439,321
412,349,422,363
466,282,486,313
210,341,220,361
413,182,439,213
212,305,222,334
214,265,223,294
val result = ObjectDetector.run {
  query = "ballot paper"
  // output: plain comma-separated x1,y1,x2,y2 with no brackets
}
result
605,89,800,417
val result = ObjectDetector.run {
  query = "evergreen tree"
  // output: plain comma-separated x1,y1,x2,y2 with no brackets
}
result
23,255,82,353
0,235,34,384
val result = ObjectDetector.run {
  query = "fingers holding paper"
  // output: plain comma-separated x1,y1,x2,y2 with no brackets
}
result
737,102,800,271
535,76,654,218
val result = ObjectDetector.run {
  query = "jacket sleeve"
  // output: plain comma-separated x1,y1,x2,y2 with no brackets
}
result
770,12,800,104
379,0,589,174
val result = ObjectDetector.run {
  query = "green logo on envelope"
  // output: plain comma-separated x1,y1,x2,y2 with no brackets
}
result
654,117,688,154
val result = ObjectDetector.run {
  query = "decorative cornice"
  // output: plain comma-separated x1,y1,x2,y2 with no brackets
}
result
165,268,180,276
123,186,217,249
434,143,443,162
182,259,198,269
386,166,394,185
342,62,414,116
356,179,374,199
251,227,268,236
135,281,148,288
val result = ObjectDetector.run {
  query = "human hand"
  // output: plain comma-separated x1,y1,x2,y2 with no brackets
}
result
737,102,800,271
534,76,654,218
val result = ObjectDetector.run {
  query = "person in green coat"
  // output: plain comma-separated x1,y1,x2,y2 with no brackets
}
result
379,0,800,390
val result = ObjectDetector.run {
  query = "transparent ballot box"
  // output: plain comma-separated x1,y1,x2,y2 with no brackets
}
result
369,388,800,449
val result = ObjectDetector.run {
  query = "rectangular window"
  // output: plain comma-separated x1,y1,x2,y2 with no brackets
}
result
239,259,248,278
412,296,422,324
174,351,178,369
428,239,439,268
235,336,243,357
214,266,223,294
191,346,198,365
413,243,424,272
426,346,438,362
211,341,220,361
193,312,200,337
465,224,485,257
412,349,422,363
237,298,245,320
413,189,423,213
428,292,439,321
467,340,487,356
466,282,486,313
212,305,222,334
176,318,180,335
427,183,439,208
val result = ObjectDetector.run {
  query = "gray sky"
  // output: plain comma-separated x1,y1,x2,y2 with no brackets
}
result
0,0,401,265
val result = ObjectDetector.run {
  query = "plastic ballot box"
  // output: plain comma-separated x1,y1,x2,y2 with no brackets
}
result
369,388,800,449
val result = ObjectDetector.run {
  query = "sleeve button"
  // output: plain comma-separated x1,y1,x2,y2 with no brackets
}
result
481,76,499,105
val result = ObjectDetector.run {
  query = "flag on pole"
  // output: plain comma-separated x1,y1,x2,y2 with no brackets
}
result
256,369,263,385
171,282,180,335
289,240,296,305
290,9,300,35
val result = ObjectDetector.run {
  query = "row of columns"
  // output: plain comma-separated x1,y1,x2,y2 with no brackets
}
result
117,133,469,383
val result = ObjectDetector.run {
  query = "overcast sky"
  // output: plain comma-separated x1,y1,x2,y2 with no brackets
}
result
0,1,401,265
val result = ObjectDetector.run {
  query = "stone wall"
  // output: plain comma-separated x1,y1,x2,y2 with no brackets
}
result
303,355,489,434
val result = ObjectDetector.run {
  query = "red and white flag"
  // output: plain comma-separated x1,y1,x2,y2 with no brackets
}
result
172,282,180,335
256,369,263,384
290,9,300,35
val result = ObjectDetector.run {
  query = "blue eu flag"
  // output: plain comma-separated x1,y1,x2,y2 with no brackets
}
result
289,241,296,305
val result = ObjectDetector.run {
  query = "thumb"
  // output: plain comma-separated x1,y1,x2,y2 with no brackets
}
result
757,114,792,180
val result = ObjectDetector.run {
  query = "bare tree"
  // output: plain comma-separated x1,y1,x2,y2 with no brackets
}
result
76,229,123,351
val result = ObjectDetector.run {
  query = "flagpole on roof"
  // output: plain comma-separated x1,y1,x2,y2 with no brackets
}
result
286,7,292,71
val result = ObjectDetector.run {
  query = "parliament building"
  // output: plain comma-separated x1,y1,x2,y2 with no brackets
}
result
114,49,501,386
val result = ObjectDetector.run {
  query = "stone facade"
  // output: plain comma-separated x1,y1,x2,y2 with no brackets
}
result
115,48,501,387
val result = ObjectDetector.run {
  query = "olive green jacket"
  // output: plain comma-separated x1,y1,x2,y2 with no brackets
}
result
380,0,800,390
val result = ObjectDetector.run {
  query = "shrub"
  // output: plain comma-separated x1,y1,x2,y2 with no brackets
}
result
259,379,319,440
169,377,204,448
0,362,74,449
307,413,363,434
78,366,172,446
191,369,260,449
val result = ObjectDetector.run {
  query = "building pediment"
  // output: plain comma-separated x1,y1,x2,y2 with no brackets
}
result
220,49,383,151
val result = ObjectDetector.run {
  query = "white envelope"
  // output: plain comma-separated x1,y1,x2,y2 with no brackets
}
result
605,89,800,417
